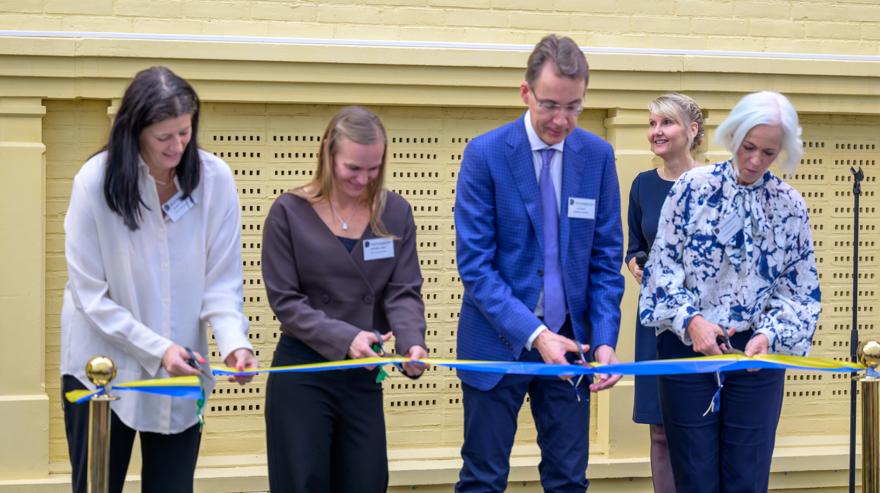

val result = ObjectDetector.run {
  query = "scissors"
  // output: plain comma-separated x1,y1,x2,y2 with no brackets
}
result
184,347,201,370
717,331,745,355
371,330,422,380
371,330,388,356
574,338,588,365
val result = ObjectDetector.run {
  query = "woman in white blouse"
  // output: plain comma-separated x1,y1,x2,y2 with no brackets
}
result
639,91,820,492
61,66,258,493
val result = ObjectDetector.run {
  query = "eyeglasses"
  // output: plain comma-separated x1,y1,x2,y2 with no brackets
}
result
530,87,584,116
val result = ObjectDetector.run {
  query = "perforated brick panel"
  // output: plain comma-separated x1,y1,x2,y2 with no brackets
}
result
43,102,878,467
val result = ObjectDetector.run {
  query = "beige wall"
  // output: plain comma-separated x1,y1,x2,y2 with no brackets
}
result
2,2,880,489
0,0,880,55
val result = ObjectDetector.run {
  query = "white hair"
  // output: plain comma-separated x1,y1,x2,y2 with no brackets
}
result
713,91,803,176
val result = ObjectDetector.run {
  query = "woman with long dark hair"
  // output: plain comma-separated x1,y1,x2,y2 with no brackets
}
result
60,66,258,493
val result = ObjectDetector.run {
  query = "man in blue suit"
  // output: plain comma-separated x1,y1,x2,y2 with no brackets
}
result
454,35,625,492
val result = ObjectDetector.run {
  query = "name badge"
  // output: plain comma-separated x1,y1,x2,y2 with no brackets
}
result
567,197,596,220
715,214,743,245
161,190,197,223
363,238,395,261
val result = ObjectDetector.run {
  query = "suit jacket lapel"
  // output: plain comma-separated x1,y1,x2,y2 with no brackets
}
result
560,133,585,268
507,117,543,253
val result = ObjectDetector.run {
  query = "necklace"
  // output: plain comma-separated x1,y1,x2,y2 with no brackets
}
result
153,172,175,189
660,158,697,181
331,195,361,231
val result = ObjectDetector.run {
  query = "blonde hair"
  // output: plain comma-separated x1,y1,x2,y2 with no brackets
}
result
289,106,394,238
647,92,704,151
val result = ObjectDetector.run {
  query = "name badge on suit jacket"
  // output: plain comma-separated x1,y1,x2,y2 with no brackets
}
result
364,238,395,261
567,197,596,220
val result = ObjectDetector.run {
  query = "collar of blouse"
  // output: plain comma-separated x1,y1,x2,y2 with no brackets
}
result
719,160,771,270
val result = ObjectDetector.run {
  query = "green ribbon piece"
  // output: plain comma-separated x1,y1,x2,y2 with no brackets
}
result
196,375,206,430
375,366,390,383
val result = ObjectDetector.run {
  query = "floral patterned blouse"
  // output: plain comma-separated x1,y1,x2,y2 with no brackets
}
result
638,160,821,357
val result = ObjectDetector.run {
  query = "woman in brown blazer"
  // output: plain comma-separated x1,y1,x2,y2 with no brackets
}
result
262,106,428,493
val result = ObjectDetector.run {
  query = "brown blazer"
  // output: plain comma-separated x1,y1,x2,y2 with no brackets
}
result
262,191,427,362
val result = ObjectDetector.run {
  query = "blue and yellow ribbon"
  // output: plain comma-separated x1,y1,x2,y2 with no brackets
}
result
64,376,203,404
211,353,864,377
66,354,864,404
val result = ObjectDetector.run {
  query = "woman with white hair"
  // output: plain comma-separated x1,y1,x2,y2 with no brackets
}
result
638,91,821,492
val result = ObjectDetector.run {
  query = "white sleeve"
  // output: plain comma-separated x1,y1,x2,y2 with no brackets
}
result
64,175,172,376
199,173,252,360
524,325,548,351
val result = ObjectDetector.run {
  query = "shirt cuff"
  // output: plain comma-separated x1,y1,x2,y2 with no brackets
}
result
524,325,548,351
674,305,701,346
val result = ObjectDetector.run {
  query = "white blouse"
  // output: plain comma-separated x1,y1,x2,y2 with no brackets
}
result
61,150,251,434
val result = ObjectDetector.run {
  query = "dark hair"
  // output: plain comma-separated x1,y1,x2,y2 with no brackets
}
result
103,66,201,230
525,35,589,89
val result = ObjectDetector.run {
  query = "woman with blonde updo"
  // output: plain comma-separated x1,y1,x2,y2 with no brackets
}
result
626,92,703,493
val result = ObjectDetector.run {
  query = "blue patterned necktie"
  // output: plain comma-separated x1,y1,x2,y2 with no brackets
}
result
540,148,565,333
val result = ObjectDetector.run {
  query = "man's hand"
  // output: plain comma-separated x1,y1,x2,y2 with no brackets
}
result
627,257,644,284
348,330,392,370
686,315,735,356
162,344,204,377
744,333,769,372
224,348,260,385
402,345,429,377
533,330,590,380
590,345,622,392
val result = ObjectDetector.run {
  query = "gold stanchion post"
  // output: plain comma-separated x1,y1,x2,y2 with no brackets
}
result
85,356,118,493
858,341,880,493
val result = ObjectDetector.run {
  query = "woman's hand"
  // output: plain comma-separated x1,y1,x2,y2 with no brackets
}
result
686,316,735,356
349,331,392,370
162,343,204,377
402,346,429,377
744,333,770,372
628,257,644,284
224,348,260,384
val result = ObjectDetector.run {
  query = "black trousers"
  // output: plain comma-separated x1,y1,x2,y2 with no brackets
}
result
265,335,388,493
657,331,786,493
62,375,202,493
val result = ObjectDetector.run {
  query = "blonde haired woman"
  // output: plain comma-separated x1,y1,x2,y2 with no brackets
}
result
262,106,428,493
626,92,703,493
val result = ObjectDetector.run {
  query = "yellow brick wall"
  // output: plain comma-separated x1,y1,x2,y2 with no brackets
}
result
42,101,607,469
1,0,879,55
40,98,880,477
43,99,111,465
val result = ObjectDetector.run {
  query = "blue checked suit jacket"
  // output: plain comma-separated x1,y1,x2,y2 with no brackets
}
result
454,114,625,391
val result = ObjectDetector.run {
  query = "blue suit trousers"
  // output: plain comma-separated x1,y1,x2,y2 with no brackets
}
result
456,319,592,493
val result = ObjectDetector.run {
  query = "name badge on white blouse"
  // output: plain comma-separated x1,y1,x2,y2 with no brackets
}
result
363,238,395,261
715,214,743,245
567,197,596,220
162,190,198,222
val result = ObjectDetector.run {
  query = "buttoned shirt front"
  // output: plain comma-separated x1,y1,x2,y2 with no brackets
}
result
523,111,566,346
61,150,252,434
524,110,564,214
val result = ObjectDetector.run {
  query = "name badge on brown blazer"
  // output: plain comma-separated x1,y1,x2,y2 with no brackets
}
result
363,238,395,261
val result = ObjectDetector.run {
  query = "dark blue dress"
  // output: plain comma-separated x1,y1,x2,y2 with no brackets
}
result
625,169,673,425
